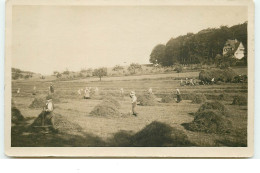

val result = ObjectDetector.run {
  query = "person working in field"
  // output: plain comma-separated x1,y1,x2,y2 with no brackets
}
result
49,83,54,94
130,91,138,116
176,88,182,103
41,95,57,132
120,88,124,97
33,86,37,95
17,88,20,94
84,87,90,99
148,88,153,95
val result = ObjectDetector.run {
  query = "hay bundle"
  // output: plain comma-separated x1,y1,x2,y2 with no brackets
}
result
137,93,157,106
31,113,82,132
232,96,247,106
199,68,237,83
197,101,228,115
132,121,192,147
11,106,24,123
161,94,175,103
29,97,45,109
191,94,206,104
89,98,121,117
182,110,232,134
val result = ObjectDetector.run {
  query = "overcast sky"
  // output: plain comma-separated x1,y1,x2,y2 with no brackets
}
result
12,5,247,75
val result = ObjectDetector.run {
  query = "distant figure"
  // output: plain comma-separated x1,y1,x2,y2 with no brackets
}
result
190,79,194,86
120,88,124,97
77,89,82,95
33,86,37,95
185,78,189,85
130,91,138,116
95,87,99,94
148,88,153,95
49,84,54,94
180,79,184,86
211,78,215,84
84,87,90,99
176,89,182,103
17,88,20,94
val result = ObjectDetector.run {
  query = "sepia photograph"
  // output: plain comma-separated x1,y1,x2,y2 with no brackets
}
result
5,0,254,157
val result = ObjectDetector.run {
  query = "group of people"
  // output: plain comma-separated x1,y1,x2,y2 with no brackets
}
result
180,78,197,86
77,87,99,99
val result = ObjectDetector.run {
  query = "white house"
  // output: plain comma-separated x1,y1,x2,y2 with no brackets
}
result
223,39,245,59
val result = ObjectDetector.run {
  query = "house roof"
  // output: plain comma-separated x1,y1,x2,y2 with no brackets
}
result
224,39,242,54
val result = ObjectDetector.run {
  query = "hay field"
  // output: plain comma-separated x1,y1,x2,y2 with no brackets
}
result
11,69,248,147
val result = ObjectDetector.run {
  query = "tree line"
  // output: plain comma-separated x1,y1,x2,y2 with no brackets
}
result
150,22,247,66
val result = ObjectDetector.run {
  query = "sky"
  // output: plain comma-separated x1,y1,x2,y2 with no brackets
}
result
12,5,247,75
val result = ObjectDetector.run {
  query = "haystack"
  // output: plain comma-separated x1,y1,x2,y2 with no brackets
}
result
89,98,121,117
11,106,24,124
191,94,206,104
161,94,175,103
182,110,232,134
137,93,157,106
199,68,237,83
132,121,192,147
197,101,228,115
232,96,247,106
29,97,45,109
31,113,82,132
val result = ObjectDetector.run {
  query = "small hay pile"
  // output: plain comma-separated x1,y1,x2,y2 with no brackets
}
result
137,93,157,106
89,98,121,117
29,97,45,109
183,101,231,134
11,106,24,124
161,94,175,103
232,95,247,106
191,94,206,104
132,121,192,147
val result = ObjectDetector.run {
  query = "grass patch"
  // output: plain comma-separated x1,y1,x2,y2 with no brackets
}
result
232,95,247,106
191,94,206,104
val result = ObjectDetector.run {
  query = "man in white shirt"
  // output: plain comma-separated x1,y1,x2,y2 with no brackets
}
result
42,95,55,128
130,91,138,116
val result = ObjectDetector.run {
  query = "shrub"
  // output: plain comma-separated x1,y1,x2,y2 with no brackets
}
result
182,110,232,134
191,94,206,104
174,64,183,73
232,96,247,106
137,93,157,106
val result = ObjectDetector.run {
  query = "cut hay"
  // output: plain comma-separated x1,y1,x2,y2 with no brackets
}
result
199,68,237,83
191,94,206,104
137,93,157,106
29,97,45,109
197,101,228,115
31,113,82,132
232,95,247,106
132,121,192,147
182,110,232,134
161,94,175,103
12,106,24,124
89,98,121,117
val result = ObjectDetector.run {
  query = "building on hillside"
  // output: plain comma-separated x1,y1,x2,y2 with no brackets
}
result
222,39,245,59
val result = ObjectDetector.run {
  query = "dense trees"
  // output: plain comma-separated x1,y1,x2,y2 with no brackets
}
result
150,22,247,66
127,63,142,74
